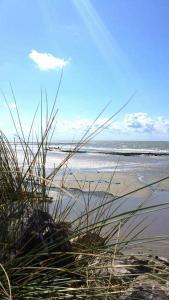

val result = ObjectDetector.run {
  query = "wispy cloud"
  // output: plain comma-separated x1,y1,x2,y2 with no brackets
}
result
29,49,69,71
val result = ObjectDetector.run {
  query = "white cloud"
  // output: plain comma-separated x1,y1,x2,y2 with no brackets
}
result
122,113,154,133
59,119,92,131
113,113,169,135
56,113,169,136
29,49,69,71
153,116,169,134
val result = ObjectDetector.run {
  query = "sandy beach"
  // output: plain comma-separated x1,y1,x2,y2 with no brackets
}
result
51,170,169,257
56,171,153,198
16,140,169,256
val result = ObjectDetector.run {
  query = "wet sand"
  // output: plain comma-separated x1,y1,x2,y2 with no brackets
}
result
51,171,169,257
54,171,157,199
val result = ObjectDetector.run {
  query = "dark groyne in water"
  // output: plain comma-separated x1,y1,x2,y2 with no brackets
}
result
52,148,169,157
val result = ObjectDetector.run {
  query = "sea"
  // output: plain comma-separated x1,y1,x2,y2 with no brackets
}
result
45,140,169,177
15,140,169,175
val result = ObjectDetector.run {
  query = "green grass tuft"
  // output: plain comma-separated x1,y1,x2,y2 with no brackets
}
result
0,87,168,299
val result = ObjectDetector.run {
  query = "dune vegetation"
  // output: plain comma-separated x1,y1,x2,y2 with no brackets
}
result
0,88,169,299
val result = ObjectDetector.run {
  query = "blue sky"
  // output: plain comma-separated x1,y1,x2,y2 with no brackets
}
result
0,0,169,140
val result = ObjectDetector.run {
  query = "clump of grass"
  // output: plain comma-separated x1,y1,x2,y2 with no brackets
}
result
0,85,169,299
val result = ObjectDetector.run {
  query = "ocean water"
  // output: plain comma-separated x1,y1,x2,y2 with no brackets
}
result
44,140,169,177
50,140,169,154
15,140,169,178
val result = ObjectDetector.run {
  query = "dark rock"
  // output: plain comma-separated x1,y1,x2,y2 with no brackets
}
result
155,256,169,266
14,209,74,268
128,257,152,273
119,275,169,300
120,286,168,299
72,231,105,252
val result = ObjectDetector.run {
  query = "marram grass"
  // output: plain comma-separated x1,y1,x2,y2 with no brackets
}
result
0,89,169,299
